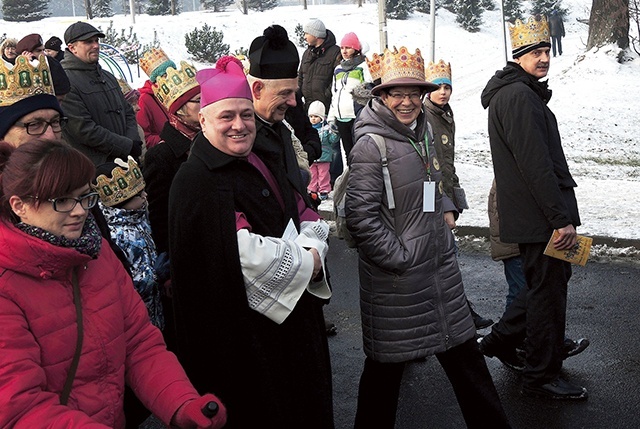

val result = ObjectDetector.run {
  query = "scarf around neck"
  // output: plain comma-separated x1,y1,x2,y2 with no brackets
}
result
16,212,102,259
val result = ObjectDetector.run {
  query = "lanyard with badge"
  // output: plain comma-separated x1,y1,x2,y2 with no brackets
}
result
408,136,435,212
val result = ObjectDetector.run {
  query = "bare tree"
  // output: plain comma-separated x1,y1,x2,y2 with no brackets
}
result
587,0,629,49
631,0,640,54
85,0,93,19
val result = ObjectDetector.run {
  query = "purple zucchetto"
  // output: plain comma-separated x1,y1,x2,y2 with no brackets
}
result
197,56,253,109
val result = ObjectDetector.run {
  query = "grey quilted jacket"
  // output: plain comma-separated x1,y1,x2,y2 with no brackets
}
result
346,98,475,363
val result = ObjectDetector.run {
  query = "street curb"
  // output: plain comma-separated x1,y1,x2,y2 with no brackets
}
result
319,208,640,251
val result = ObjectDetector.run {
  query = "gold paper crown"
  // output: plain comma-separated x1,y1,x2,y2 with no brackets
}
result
117,78,132,95
235,54,250,75
509,16,550,53
139,47,173,79
365,51,385,81
0,54,55,106
152,61,198,111
425,60,452,85
367,47,425,85
93,156,146,207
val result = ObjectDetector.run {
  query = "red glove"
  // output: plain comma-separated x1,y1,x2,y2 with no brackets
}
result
172,393,227,429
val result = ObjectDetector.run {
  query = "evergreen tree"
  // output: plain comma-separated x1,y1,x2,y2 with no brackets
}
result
481,0,496,11
531,0,568,19
93,0,114,17
201,0,234,12
147,0,177,15
438,0,457,13
454,0,483,32
387,0,417,20
503,0,524,23
2,0,51,22
247,0,278,12
185,24,230,63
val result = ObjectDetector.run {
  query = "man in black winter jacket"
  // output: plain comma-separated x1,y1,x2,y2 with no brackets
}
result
60,22,142,165
479,16,588,401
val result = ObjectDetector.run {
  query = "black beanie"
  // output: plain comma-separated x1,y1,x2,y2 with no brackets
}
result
0,94,64,138
45,36,63,51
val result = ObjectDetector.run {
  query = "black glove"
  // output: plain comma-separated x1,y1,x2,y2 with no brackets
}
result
130,140,143,158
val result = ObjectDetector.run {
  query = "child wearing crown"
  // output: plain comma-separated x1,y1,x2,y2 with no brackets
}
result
93,156,164,329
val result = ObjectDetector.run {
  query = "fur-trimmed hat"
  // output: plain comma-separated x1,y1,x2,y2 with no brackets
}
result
249,25,299,80
304,19,326,39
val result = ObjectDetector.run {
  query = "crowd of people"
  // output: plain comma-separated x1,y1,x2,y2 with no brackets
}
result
0,12,586,429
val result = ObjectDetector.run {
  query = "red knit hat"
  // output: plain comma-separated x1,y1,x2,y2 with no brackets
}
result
340,32,362,52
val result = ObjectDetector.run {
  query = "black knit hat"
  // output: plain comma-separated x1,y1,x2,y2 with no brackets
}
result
0,94,64,138
249,25,299,79
45,36,63,51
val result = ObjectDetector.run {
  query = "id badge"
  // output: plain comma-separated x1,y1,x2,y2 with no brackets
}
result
423,181,436,212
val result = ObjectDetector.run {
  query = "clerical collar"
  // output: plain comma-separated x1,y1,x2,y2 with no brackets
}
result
255,113,274,126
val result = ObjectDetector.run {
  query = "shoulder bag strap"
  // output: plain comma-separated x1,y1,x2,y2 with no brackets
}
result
60,268,84,406
366,133,396,210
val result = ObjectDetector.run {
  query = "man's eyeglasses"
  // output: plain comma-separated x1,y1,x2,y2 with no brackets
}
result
14,116,68,136
29,192,99,213
186,98,201,104
387,92,423,102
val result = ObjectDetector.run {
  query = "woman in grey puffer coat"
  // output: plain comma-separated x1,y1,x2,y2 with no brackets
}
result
345,47,510,429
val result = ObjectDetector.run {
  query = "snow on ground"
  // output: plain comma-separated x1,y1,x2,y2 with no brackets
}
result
3,0,639,241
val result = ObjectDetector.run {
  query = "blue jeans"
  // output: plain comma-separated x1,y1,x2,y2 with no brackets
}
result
503,256,526,310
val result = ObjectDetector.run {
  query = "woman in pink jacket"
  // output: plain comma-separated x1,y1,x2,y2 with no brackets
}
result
0,139,226,429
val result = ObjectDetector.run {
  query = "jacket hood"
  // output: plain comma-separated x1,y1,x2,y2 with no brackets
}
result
61,49,100,71
481,62,552,109
320,29,337,49
139,79,155,95
354,98,428,144
0,221,93,280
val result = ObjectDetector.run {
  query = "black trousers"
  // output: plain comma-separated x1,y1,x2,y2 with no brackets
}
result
489,242,571,387
353,338,511,429
329,119,355,185
552,36,563,56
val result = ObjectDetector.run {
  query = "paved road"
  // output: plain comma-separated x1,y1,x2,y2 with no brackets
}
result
144,237,640,429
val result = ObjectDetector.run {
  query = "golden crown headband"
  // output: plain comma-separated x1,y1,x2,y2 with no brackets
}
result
152,61,198,112
0,54,55,106
368,47,438,96
139,47,176,82
93,156,146,207
509,16,551,58
425,60,452,86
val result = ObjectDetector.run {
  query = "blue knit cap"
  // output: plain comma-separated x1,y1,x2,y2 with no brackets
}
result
149,59,177,83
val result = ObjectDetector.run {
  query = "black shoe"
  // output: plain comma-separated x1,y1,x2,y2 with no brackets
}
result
325,321,337,336
468,302,493,330
477,336,525,371
563,337,590,359
521,377,588,400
